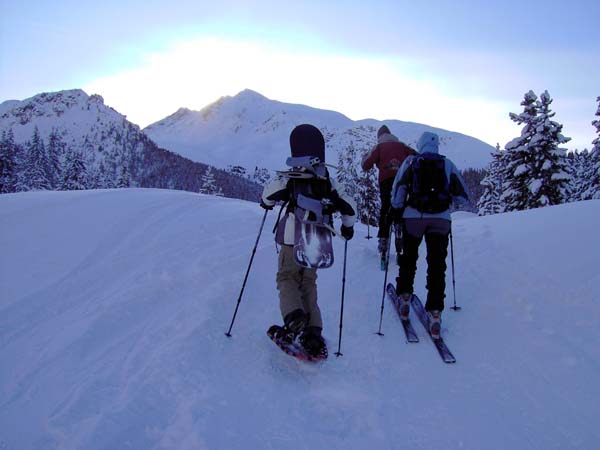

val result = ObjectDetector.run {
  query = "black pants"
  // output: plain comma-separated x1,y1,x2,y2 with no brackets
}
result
377,178,394,238
396,218,451,311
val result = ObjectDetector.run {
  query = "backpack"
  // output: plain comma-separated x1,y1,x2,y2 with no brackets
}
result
284,157,334,228
406,153,451,214
273,156,335,233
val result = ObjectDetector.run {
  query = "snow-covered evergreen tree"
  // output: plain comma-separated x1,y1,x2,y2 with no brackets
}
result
525,91,571,207
502,91,539,212
62,148,87,190
336,142,359,201
252,166,271,185
199,166,219,195
336,143,380,226
227,165,247,178
24,127,52,191
0,129,17,193
478,144,505,215
117,162,131,188
47,128,65,189
565,150,586,202
501,90,570,211
357,147,380,225
582,96,600,199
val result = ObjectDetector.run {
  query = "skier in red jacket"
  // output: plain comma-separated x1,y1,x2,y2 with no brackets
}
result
362,125,417,265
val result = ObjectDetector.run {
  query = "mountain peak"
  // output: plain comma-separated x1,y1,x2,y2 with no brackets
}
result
233,89,268,101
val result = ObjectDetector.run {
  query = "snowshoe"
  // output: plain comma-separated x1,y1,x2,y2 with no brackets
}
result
267,325,322,362
299,332,328,359
268,324,295,344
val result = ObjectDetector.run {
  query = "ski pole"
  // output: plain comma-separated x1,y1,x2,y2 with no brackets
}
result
335,240,349,357
225,208,269,337
365,175,373,240
449,226,461,311
376,223,393,336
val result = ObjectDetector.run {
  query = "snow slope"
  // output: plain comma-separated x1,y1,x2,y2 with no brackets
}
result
1,189,599,450
144,89,495,171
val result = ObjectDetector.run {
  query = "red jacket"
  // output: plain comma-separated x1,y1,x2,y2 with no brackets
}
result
362,134,417,183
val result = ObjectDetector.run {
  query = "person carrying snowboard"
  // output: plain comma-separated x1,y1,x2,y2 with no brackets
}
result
261,124,357,358
361,125,417,267
388,131,468,339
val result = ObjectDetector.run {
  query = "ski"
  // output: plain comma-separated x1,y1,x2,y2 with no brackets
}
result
385,283,419,342
410,295,456,363
266,326,327,362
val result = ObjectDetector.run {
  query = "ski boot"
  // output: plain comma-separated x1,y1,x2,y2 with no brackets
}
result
284,309,308,335
398,293,412,321
427,310,442,339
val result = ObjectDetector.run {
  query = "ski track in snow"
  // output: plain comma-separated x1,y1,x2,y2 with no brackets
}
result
1,189,599,450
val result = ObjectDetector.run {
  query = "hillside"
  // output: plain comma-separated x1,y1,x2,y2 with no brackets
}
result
144,89,495,172
1,189,599,449
0,90,261,200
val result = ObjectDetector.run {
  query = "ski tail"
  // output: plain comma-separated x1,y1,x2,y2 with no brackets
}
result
410,295,456,363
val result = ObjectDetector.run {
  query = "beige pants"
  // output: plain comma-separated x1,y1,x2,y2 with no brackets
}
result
276,245,322,329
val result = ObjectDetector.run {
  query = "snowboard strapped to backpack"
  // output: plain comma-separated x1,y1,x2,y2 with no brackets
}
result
406,153,452,214
275,156,336,269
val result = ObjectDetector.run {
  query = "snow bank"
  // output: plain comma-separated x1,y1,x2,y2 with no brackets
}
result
1,189,598,450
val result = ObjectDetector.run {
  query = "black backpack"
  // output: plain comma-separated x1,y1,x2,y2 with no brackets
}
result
406,153,451,214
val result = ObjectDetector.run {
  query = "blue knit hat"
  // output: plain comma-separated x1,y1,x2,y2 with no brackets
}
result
417,131,440,154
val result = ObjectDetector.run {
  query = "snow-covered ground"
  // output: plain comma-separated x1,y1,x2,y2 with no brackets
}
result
1,189,599,450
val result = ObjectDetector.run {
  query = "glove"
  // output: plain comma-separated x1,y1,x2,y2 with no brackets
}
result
340,225,354,241
388,207,404,224
260,200,274,211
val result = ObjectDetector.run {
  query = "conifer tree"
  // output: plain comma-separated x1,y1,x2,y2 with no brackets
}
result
47,128,65,189
117,162,131,188
25,127,52,191
585,97,600,199
0,129,17,193
566,150,587,201
227,165,247,178
357,146,380,225
62,148,87,190
199,166,219,195
478,144,505,215
502,90,571,210
525,90,570,207
502,91,539,212
252,166,271,185
336,142,359,202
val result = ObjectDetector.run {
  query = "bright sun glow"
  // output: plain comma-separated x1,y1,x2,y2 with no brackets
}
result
84,37,514,146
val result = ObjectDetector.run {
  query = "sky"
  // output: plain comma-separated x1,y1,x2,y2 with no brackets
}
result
1,0,598,151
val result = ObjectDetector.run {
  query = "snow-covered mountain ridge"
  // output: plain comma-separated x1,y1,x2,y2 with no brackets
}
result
1,188,598,449
144,89,496,171
0,89,128,145
0,90,262,199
